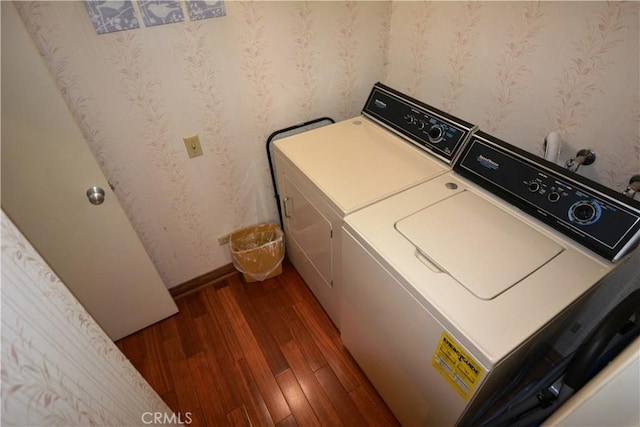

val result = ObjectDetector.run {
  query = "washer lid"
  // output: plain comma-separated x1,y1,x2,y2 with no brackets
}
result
395,191,563,300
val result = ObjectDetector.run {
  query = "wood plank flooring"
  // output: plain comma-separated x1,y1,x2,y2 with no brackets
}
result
116,260,399,427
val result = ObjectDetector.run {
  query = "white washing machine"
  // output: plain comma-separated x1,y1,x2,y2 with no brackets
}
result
341,130,640,426
273,83,476,327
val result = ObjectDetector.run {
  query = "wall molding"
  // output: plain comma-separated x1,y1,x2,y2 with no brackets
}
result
170,263,237,299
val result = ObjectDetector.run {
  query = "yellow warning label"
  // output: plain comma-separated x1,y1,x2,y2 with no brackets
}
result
432,331,484,400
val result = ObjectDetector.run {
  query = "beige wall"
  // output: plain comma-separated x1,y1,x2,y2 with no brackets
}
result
386,1,639,187
1,211,175,425
13,1,639,288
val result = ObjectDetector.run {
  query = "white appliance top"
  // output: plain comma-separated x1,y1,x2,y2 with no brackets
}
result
343,173,614,367
396,190,564,300
274,117,447,215
272,83,477,216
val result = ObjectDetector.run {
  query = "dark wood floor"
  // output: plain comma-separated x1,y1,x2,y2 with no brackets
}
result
116,260,399,427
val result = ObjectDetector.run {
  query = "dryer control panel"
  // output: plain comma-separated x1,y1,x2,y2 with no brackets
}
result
454,131,640,262
362,83,477,165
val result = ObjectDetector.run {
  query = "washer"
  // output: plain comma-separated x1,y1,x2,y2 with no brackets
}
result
340,130,640,426
273,83,476,327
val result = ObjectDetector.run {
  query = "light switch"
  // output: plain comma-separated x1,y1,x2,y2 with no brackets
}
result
183,135,203,158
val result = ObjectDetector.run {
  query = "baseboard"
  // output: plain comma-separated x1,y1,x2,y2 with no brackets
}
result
169,263,238,299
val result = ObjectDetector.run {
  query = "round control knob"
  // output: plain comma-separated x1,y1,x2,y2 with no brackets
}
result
404,115,416,124
428,125,444,143
528,181,541,193
548,192,561,203
568,200,602,225
417,120,426,130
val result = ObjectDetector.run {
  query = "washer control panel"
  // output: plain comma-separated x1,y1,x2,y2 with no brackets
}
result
362,83,477,165
455,131,640,261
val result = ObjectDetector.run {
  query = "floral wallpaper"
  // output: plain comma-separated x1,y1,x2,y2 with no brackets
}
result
1,211,175,426
11,1,639,288
387,1,639,190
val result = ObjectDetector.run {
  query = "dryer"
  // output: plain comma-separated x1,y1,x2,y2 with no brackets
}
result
340,131,640,426
272,83,476,327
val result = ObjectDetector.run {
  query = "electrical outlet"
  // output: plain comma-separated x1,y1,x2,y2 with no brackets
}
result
183,134,203,158
217,234,229,246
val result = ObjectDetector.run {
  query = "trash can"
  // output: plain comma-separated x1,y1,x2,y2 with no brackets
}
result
229,223,285,282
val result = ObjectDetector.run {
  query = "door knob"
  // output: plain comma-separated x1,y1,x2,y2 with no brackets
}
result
86,186,105,205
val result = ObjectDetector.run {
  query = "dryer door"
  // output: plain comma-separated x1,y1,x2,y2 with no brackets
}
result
282,173,333,287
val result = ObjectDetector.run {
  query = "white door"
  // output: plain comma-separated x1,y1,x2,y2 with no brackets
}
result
1,2,178,341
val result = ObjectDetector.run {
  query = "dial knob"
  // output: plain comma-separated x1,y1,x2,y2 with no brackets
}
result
568,200,601,225
528,181,540,193
404,115,416,124
417,120,426,130
548,192,561,203
428,125,444,143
